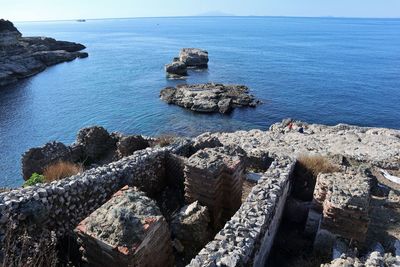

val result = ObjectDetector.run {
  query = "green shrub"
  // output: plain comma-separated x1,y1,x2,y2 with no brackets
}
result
23,173,45,187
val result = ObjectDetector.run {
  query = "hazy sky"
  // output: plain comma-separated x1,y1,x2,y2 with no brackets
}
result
2,0,400,21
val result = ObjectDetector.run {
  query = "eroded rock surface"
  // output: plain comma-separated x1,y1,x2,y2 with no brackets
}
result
160,83,260,114
0,19,87,86
197,119,400,169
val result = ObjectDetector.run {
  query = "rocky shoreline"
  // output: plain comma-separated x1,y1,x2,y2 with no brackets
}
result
0,19,87,86
160,83,260,114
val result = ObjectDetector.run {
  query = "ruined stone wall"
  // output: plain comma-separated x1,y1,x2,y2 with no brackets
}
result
188,157,295,267
0,147,168,240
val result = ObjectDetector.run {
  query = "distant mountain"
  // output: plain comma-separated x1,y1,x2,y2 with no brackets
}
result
196,11,235,17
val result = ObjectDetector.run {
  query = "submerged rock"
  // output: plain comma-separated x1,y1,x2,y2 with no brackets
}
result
160,83,260,114
0,19,87,86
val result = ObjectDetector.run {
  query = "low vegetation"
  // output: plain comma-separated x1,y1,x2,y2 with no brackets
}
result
23,173,45,187
43,161,83,182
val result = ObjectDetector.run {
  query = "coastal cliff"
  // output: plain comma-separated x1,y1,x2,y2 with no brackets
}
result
0,19,88,86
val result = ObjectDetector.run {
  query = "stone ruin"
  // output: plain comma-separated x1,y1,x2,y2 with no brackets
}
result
1,120,400,266
184,146,246,229
312,171,371,244
75,186,174,267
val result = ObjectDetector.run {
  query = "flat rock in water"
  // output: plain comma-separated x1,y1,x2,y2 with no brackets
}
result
0,19,87,86
160,83,260,114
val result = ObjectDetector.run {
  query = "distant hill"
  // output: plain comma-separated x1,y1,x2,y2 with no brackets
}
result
196,11,235,17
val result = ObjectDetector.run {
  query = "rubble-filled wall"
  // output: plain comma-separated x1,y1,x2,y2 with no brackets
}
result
188,157,295,267
0,147,168,240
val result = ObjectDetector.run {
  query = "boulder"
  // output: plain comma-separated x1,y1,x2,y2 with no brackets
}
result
76,126,115,160
160,83,260,114
165,61,187,77
179,48,209,68
116,135,149,158
21,141,72,180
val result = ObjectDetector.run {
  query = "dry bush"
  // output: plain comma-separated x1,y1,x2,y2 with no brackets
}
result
43,161,83,182
297,155,339,176
293,155,339,201
2,222,58,267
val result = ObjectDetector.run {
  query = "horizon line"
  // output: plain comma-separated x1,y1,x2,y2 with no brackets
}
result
13,15,400,23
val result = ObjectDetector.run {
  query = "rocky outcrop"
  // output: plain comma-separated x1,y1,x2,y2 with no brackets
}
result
76,126,116,161
21,142,73,180
165,48,208,78
179,48,209,68
197,119,400,170
0,19,87,86
160,83,260,114
21,126,151,180
116,135,150,158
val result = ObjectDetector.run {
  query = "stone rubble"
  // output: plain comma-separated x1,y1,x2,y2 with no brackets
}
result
171,201,211,260
75,186,174,267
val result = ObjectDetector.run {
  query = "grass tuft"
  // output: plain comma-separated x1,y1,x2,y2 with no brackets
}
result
43,161,83,182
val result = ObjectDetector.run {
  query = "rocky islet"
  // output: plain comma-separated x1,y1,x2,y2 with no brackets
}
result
160,83,260,114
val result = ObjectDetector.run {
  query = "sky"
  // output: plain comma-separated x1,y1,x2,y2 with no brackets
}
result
2,0,400,22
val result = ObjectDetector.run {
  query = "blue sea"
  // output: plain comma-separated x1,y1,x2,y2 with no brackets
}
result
1,17,399,187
